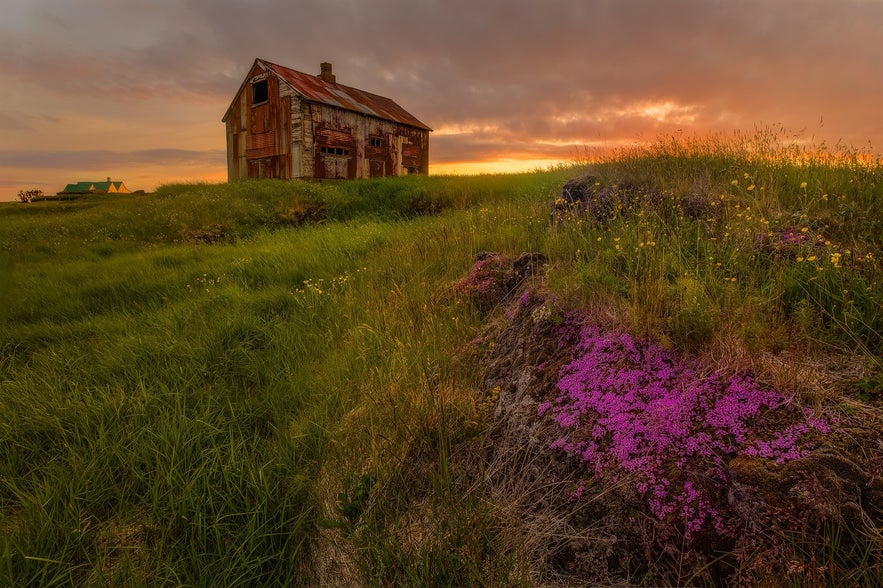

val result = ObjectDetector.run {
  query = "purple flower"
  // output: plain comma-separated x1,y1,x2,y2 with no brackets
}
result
540,322,831,537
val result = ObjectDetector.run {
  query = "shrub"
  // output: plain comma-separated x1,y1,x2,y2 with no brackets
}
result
17,189,43,203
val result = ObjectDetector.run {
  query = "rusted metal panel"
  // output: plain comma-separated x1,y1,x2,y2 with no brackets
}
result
260,60,431,131
247,132,276,151
247,145,277,160
316,127,355,146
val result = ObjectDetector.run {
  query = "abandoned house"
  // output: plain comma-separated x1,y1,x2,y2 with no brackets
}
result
222,58,431,181
59,178,131,195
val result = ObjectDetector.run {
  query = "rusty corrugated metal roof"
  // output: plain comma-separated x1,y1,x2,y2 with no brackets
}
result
253,59,431,131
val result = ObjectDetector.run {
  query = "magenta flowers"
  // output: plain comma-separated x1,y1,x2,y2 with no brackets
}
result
540,324,829,536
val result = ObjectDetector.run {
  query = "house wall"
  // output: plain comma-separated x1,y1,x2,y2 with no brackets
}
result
309,102,429,180
226,63,291,180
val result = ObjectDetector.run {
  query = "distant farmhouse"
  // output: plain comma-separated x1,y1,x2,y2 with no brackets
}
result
223,58,431,181
59,178,131,195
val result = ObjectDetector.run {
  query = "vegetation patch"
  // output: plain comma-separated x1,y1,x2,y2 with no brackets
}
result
482,287,882,585
2,128,882,585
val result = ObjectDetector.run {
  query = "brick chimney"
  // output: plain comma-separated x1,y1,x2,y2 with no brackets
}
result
318,62,336,84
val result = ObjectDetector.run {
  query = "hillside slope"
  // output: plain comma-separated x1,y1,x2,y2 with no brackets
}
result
2,134,882,586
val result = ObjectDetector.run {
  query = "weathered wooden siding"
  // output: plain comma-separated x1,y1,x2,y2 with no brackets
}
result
288,95,305,177
225,74,250,181
308,102,429,180
225,63,292,180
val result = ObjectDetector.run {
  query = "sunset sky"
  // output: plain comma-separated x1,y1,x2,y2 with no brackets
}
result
2,0,883,200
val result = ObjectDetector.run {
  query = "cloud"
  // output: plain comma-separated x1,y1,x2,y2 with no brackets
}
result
0,149,225,169
2,0,882,188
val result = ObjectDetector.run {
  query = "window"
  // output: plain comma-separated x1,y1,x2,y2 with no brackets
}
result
252,79,268,105
369,136,383,148
320,146,350,156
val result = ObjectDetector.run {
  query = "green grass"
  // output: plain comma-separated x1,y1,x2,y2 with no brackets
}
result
1,134,881,586
0,171,565,585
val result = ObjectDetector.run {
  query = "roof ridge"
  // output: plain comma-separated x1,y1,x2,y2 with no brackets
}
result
253,58,431,131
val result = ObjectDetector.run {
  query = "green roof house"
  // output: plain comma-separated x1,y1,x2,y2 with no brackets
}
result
59,178,131,195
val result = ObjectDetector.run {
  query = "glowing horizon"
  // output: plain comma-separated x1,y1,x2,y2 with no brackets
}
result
3,0,883,200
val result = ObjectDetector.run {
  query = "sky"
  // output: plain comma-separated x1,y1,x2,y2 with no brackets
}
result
2,0,883,200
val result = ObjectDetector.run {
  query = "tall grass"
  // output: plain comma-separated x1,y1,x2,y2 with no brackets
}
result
0,172,567,585
559,128,883,361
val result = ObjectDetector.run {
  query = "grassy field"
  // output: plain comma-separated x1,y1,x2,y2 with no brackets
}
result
1,131,882,586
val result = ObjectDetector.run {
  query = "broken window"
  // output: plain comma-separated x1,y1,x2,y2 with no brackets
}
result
252,79,268,105
320,146,351,156
369,136,383,148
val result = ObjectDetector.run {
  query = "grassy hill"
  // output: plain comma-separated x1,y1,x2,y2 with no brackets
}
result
1,133,882,586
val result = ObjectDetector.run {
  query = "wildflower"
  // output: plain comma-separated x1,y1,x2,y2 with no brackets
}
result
542,323,830,536
807,255,817,262
800,181,808,189
796,256,805,262
800,227,809,233
746,184,755,191
730,180,739,186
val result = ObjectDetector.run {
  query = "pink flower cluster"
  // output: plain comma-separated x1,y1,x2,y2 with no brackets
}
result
458,257,509,295
540,324,829,536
